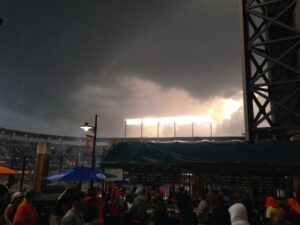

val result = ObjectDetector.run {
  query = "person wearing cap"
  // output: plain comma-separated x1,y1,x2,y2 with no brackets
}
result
13,190,37,225
4,192,24,225
60,191,86,225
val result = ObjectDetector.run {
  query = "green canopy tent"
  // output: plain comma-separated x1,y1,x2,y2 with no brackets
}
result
103,141,300,175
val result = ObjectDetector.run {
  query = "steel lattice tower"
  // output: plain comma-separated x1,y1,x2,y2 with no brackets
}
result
241,0,300,141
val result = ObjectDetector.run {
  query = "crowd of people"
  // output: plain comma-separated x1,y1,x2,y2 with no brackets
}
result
1,183,300,225
190,188,300,225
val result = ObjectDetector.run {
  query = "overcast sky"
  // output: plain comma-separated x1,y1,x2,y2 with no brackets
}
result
0,0,245,138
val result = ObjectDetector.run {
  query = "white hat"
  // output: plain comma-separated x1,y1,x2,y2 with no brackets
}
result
11,192,24,202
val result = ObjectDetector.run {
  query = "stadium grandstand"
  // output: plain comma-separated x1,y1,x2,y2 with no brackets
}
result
0,126,244,191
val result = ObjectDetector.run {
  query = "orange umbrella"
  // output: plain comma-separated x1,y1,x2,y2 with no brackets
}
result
0,165,17,175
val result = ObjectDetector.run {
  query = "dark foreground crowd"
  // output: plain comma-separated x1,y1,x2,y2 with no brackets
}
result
1,184,300,225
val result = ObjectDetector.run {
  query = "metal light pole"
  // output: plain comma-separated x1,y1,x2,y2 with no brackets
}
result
92,115,98,171
174,121,176,138
192,122,194,138
157,122,160,139
124,121,127,139
141,121,143,140
80,114,98,187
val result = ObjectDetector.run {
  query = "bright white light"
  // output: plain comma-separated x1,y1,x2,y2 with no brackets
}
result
191,116,213,123
125,116,213,126
222,99,242,119
158,117,175,125
125,118,142,125
143,118,158,126
80,123,93,132
81,127,91,132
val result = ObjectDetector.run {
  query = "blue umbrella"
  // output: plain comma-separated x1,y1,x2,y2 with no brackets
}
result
44,165,115,181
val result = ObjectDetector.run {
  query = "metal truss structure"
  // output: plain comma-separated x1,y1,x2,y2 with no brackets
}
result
241,0,300,141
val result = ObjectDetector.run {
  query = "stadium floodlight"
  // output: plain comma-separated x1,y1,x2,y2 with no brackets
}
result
191,116,213,123
125,116,213,126
125,118,143,125
143,118,159,126
124,116,214,138
157,117,175,125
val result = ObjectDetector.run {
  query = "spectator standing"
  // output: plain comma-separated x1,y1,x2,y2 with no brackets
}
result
108,187,125,225
212,195,231,225
54,188,75,225
228,203,250,225
153,192,169,225
0,184,9,224
265,196,278,224
198,195,207,212
4,192,24,225
192,185,200,208
272,200,285,225
60,191,86,225
176,186,191,216
130,187,147,225
0,184,9,225
83,187,101,224
286,191,300,225
95,187,105,225
13,190,37,225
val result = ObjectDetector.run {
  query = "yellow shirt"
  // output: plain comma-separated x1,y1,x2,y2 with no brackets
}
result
266,206,277,219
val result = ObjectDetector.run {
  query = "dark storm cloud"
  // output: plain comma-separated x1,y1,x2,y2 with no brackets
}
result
0,0,181,120
0,0,243,136
108,0,242,99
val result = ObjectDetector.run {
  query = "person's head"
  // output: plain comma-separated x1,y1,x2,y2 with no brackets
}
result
155,188,164,201
233,192,242,203
179,186,185,193
267,196,278,208
95,187,102,196
65,188,75,195
88,187,97,198
24,190,35,202
229,203,249,223
277,199,285,209
11,192,24,205
72,191,86,212
135,187,145,196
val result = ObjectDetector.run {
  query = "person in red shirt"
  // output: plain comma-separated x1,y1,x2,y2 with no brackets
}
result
95,187,105,225
109,187,125,225
13,190,37,225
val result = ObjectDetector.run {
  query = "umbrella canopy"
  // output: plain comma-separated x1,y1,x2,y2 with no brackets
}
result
0,165,17,175
44,165,114,181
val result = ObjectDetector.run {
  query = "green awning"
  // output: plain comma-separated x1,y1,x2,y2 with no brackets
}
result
103,141,300,172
